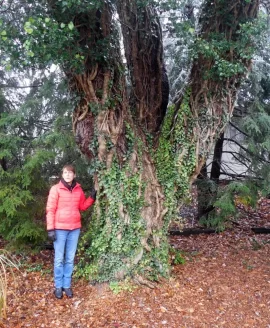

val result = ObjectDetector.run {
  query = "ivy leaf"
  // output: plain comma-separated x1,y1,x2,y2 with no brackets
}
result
60,23,65,28
25,28,33,34
29,17,35,23
23,40,30,49
27,50,35,57
1,30,7,41
68,22,74,30
24,22,33,34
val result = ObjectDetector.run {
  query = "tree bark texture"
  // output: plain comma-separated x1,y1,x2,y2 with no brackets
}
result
115,0,170,249
116,0,169,135
70,5,128,164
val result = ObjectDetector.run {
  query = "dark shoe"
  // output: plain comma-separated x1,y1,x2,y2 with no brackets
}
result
63,287,73,298
54,288,63,299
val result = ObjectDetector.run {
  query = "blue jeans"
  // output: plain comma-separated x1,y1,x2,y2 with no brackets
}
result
53,229,80,289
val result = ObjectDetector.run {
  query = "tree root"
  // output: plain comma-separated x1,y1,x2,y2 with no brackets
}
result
134,275,156,289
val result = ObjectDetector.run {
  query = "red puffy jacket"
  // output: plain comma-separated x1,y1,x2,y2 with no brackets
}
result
46,181,95,230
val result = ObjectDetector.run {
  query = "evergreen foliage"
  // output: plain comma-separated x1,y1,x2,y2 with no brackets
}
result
0,69,91,247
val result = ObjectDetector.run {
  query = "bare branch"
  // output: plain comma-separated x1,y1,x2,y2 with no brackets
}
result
0,84,42,89
222,150,252,163
219,169,262,180
224,138,270,164
229,121,249,137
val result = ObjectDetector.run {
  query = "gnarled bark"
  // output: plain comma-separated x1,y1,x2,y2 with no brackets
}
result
116,0,169,135
68,5,128,164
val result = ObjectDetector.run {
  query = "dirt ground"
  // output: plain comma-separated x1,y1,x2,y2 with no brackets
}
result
1,216,270,328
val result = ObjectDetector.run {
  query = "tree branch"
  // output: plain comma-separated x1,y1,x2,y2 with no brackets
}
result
222,150,252,163
228,152,257,174
0,84,42,89
229,121,249,137
220,161,248,178
220,170,263,180
223,138,270,164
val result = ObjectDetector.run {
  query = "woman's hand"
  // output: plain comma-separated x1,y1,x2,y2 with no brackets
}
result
90,188,97,200
48,230,56,241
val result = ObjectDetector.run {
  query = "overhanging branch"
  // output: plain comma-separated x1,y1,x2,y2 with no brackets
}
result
224,138,270,164
0,84,42,89
229,121,250,137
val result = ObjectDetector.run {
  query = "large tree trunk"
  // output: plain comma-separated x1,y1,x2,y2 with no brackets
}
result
48,0,260,282
48,1,170,282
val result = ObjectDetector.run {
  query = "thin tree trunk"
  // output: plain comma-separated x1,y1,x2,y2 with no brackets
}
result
0,107,7,171
197,163,210,219
197,132,224,219
210,132,224,183
0,158,7,171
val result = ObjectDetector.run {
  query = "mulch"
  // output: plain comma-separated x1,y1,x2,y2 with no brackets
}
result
1,201,270,328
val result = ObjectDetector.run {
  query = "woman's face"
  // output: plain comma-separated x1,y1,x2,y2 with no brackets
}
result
62,168,75,184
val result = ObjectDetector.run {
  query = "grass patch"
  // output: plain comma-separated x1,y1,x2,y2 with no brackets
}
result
0,250,20,319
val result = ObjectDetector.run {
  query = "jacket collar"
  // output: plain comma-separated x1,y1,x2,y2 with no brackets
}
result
59,178,78,191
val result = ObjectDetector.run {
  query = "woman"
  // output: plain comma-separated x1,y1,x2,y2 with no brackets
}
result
46,164,96,299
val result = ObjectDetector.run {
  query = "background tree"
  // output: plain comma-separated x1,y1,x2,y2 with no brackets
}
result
195,16,270,228
199,56,270,229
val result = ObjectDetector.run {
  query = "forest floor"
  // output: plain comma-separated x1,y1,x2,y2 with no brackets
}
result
1,208,270,328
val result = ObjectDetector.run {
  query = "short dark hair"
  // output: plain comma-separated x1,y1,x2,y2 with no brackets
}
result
62,164,76,174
